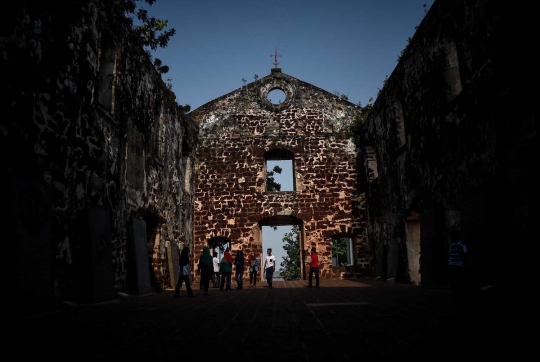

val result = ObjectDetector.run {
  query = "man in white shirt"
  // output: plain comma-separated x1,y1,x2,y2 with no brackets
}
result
212,251,220,288
264,248,276,288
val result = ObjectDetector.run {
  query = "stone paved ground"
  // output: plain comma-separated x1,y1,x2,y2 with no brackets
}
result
14,278,508,361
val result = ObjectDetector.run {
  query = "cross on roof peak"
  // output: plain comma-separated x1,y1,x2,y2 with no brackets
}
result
270,48,282,68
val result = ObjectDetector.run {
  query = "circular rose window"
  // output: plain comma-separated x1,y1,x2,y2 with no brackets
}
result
259,76,296,112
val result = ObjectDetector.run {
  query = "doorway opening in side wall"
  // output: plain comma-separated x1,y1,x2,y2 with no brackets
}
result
208,236,231,262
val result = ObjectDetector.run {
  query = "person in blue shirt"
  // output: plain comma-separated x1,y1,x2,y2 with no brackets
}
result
248,251,260,288
447,231,468,297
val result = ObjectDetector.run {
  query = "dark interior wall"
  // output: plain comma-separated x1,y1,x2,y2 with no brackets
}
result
1,0,197,310
362,0,536,287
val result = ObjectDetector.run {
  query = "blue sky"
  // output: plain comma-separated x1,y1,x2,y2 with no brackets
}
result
137,0,435,270
140,0,434,111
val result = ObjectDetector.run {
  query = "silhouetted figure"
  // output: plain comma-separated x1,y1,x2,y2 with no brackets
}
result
197,246,213,296
234,250,245,289
447,231,468,298
174,246,194,298
220,250,233,291
248,251,260,288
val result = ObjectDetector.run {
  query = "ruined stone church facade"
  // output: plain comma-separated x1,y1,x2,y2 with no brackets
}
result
3,0,535,316
190,68,368,279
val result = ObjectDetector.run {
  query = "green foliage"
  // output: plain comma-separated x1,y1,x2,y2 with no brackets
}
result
153,58,169,74
117,0,176,79
397,37,412,62
348,97,373,146
280,225,301,279
266,165,282,192
333,91,349,101
399,4,428,61
377,75,389,97
121,0,176,52
332,237,349,266
166,77,173,90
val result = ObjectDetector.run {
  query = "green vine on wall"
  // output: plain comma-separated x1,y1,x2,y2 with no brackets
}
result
348,97,374,147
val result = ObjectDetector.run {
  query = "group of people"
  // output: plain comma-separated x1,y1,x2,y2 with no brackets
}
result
173,245,324,297
174,247,274,297
174,232,468,299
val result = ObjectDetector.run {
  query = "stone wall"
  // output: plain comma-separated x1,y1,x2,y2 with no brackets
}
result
191,68,368,280
360,0,536,287
4,0,531,314
2,0,197,314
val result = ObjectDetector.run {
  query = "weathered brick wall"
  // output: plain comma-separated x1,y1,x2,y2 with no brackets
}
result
191,69,367,279
361,0,536,287
1,0,196,308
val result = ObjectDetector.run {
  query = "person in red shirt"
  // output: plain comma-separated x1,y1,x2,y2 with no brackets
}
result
308,247,319,288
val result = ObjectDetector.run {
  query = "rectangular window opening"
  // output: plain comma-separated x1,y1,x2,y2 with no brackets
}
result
266,160,294,192
332,237,353,267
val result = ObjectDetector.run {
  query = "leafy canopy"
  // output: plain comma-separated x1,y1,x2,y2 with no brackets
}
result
120,0,176,52
332,237,349,266
279,225,301,280
117,1,176,75
266,165,282,192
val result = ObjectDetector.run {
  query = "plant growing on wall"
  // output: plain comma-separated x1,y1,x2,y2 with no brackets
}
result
120,0,176,52
333,91,349,101
153,58,169,74
116,0,176,78
349,97,374,146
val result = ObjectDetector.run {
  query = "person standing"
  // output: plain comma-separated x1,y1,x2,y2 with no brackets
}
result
447,230,468,297
220,250,233,291
234,250,245,289
197,246,214,296
263,248,276,288
174,246,194,298
307,247,319,288
248,251,260,288
212,251,221,288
